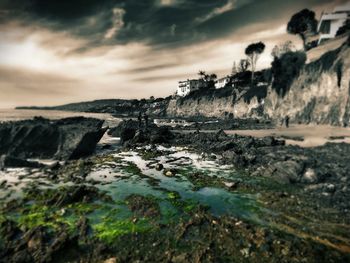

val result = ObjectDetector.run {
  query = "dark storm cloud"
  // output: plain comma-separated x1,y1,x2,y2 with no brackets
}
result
0,0,347,50
196,0,335,39
0,0,276,48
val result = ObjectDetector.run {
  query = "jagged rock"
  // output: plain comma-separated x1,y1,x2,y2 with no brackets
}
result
108,119,139,137
43,185,110,207
76,217,91,241
222,151,247,167
125,194,160,218
0,117,107,161
149,126,174,143
263,160,304,184
11,250,33,263
115,119,174,145
0,155,43,169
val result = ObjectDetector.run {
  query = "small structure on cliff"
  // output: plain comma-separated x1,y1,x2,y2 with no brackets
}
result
317,3,350,44
215,76,231,89
177,79,206,97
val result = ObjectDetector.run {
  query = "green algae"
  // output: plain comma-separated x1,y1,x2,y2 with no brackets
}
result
0,215,7,225
17,204,78,232
67,202,101,215
93,218,152,244
139,149,163,160
8,200,102,235
120,162,143,176
166,191,203,214
93,154,122,165
167,191,180,200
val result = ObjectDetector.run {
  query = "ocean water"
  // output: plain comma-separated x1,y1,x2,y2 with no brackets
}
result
0,109,121,127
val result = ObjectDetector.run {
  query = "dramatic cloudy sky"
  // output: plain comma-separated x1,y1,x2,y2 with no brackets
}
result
0,0,347,107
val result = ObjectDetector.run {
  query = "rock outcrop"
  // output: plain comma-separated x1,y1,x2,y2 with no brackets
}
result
0,155,43,169
111,119,174,145
0,117,107,161
108,119,140,139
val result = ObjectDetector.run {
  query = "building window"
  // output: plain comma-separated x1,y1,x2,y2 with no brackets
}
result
320,20,331,34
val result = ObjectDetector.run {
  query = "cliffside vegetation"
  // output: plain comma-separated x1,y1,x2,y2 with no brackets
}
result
271,51,307,97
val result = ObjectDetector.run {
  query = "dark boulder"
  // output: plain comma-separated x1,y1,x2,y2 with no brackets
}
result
0,155,43,169
109,119,169,145
131,129,146,144
0,117,106,161
108,119,139,138
149,126,174,144
155,163,164,171
113,119,174,145
262,160,305,184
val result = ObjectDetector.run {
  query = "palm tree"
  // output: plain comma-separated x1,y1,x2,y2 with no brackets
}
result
198,70,206,80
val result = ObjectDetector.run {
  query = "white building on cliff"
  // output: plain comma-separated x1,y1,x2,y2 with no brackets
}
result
215,76,231,89
177,79,205,97
318,3,350,44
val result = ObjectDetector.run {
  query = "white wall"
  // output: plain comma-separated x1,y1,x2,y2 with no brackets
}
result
318,12,348,43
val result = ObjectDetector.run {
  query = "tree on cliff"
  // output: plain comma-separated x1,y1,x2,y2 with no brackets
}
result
271,51,306,97
197,70,217,89
287,9,318,50
271,41,296,59
238,59,250,73
245,42,265,86
197,70,204,81
209,73,217,81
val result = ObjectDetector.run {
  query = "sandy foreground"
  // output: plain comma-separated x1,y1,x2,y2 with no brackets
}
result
225,125,350,147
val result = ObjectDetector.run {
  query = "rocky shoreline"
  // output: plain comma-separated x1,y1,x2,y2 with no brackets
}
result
0,117,349,262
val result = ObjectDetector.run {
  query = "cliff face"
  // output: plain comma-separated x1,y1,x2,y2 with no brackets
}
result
167,94,235,118
166,86,265,119
264,41,350,126
167,39,350,126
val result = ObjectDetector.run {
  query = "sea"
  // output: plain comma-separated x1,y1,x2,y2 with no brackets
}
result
0,109,121,127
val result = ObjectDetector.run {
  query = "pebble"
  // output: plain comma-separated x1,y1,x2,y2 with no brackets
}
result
325,184,336,193
224,181,237,189
104,258,117,263
164,170,174,177
155,163,164,171
302,168,317,183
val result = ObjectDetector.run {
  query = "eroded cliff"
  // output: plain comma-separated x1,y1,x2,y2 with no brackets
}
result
167,38,350,126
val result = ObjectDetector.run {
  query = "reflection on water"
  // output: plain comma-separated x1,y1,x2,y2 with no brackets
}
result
0,146,262,222
87,147,262,220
